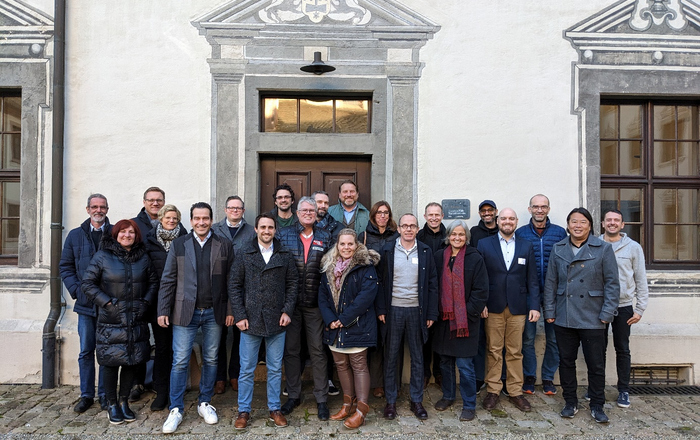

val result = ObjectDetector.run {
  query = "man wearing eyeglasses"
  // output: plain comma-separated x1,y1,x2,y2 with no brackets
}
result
133,187,166,239
269,183,297,228
376,214,439,421
277,197,333,420
470,200,499,248
212,196,256,394
515,194,567,397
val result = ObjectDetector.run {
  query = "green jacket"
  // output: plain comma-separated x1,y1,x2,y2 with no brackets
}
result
327,201,370,235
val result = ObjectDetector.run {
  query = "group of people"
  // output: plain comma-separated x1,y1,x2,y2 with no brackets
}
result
59,182,648,432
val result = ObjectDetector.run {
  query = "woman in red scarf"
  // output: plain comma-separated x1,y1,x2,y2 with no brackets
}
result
432,220,489,422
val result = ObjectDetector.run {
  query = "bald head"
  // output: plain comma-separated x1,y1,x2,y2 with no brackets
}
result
497,207,518,239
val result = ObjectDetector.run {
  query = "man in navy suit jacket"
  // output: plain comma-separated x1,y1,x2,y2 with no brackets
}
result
476,208,539,413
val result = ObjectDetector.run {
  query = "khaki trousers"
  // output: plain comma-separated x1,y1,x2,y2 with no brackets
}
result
484,306,526,396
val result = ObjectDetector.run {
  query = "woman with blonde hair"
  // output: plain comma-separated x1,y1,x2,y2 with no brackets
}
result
318,228,380,429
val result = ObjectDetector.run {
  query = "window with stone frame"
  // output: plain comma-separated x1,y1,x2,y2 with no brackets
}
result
261,95,371,134
0,90,21,265
600,99,700,268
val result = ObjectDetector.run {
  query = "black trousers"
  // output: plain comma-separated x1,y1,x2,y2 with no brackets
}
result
151,320,173,395
384,306,424,404
216,324,241,381
103,365,137,403
605,305,634,393
554,325,606,407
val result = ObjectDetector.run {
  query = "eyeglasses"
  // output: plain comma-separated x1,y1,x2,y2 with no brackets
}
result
479,208,495,214
145,199,164,204
376,211,390,217
399,224,418,230
298,209,315,215
226,206,243,211
531,205,549,211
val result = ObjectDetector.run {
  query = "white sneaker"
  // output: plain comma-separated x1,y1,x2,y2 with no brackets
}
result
198,402,218,425
162,408,182,434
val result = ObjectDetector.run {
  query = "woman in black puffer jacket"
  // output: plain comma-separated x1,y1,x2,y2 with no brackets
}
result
82,219,157,425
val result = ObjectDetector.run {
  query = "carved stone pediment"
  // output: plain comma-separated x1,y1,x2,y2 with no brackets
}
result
0,0,53,58
566,0,700,65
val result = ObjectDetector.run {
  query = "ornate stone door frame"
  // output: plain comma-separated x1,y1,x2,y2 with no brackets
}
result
192,0,439,217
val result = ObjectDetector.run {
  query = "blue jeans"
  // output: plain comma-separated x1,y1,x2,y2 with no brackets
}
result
77,314,104,399
522,319,559,381
169,308,222,412
439,355,477,410
238,331,285,413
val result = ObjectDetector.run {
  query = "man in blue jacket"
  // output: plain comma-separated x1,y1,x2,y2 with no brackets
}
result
515,194,567,396
477,208,539,413
59,193,111,413
376,214,439,421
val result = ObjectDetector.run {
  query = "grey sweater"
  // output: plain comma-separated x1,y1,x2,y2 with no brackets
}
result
600,233,649,316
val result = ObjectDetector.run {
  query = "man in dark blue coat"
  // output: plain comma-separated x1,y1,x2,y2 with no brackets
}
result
477,208,539,413
515,194,567,395
59,193,111,413
132,186,166,239
376,214,439,421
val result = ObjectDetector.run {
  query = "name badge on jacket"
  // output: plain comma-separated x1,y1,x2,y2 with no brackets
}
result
518,258,526,265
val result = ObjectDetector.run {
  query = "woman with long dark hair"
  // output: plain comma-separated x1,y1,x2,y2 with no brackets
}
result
543,207,619,423
318,228,379,429
82,219,157,424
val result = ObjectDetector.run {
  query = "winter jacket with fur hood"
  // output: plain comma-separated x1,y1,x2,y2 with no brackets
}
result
318,245,380,349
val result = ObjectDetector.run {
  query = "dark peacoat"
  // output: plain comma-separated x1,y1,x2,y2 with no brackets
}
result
228,237,298,337
81,235,157,367
318,245,380,349
432,245,489,358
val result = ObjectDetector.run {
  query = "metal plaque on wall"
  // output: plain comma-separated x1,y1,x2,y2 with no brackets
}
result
442,199,470,220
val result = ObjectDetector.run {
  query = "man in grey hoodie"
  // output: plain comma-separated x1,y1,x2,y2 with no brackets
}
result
601,209,648,410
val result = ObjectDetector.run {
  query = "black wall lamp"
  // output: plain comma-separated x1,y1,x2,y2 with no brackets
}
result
301,51,336,75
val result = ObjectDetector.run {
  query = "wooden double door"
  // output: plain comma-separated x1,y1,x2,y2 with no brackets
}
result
259,155,371,213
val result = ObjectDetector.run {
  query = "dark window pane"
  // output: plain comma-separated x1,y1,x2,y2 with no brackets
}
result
335,100,368,133
678,225,699,260
601,188,618,214
2,134,21,170
654,141,676,176
653,225,677,260
299,99,333,133
677,106,696,140
600,141,618,175
623,224,642,243
263,98,297,132
654,188,677,223
0,219,19,255
654,105,676,140
678,142,698,176
678,189,699,223
620,188,643,223
2,97,21,132
620,141,642,175
620,105,642,138
600,105,618,139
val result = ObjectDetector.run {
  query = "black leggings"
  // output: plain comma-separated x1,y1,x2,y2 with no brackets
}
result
103,365,137,403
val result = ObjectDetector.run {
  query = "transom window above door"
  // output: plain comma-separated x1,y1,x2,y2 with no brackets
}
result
261,95,371,133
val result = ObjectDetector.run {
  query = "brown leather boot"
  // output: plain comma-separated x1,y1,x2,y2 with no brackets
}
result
330,395,356,421
343,401,368,429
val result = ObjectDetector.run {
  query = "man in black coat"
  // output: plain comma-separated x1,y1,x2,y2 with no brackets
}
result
229,213,298,430
469,200,499,248
277,197,333,420
477,208,540,413
59,193,111,413
132,186,166,239
376,214,439,421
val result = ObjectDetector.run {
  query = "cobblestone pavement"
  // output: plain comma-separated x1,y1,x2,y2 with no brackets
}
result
0,382,699,439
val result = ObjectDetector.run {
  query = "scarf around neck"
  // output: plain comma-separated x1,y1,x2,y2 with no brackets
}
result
440,246,469,338
332,257,352,308
156,223,181,252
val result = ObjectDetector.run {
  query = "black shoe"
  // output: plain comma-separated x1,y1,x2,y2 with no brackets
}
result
119,397,136,422
317,402,330,421
410,401,428,420
590,405,609,423
327,380,340,397
73,397,94,413
151,392,168,411
107,402,125,425
280,397,301,415
560,402,578,418
128,384,145,402
434,398,454,411
383,403,397,420
99,395,108,411
459,408,476,421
